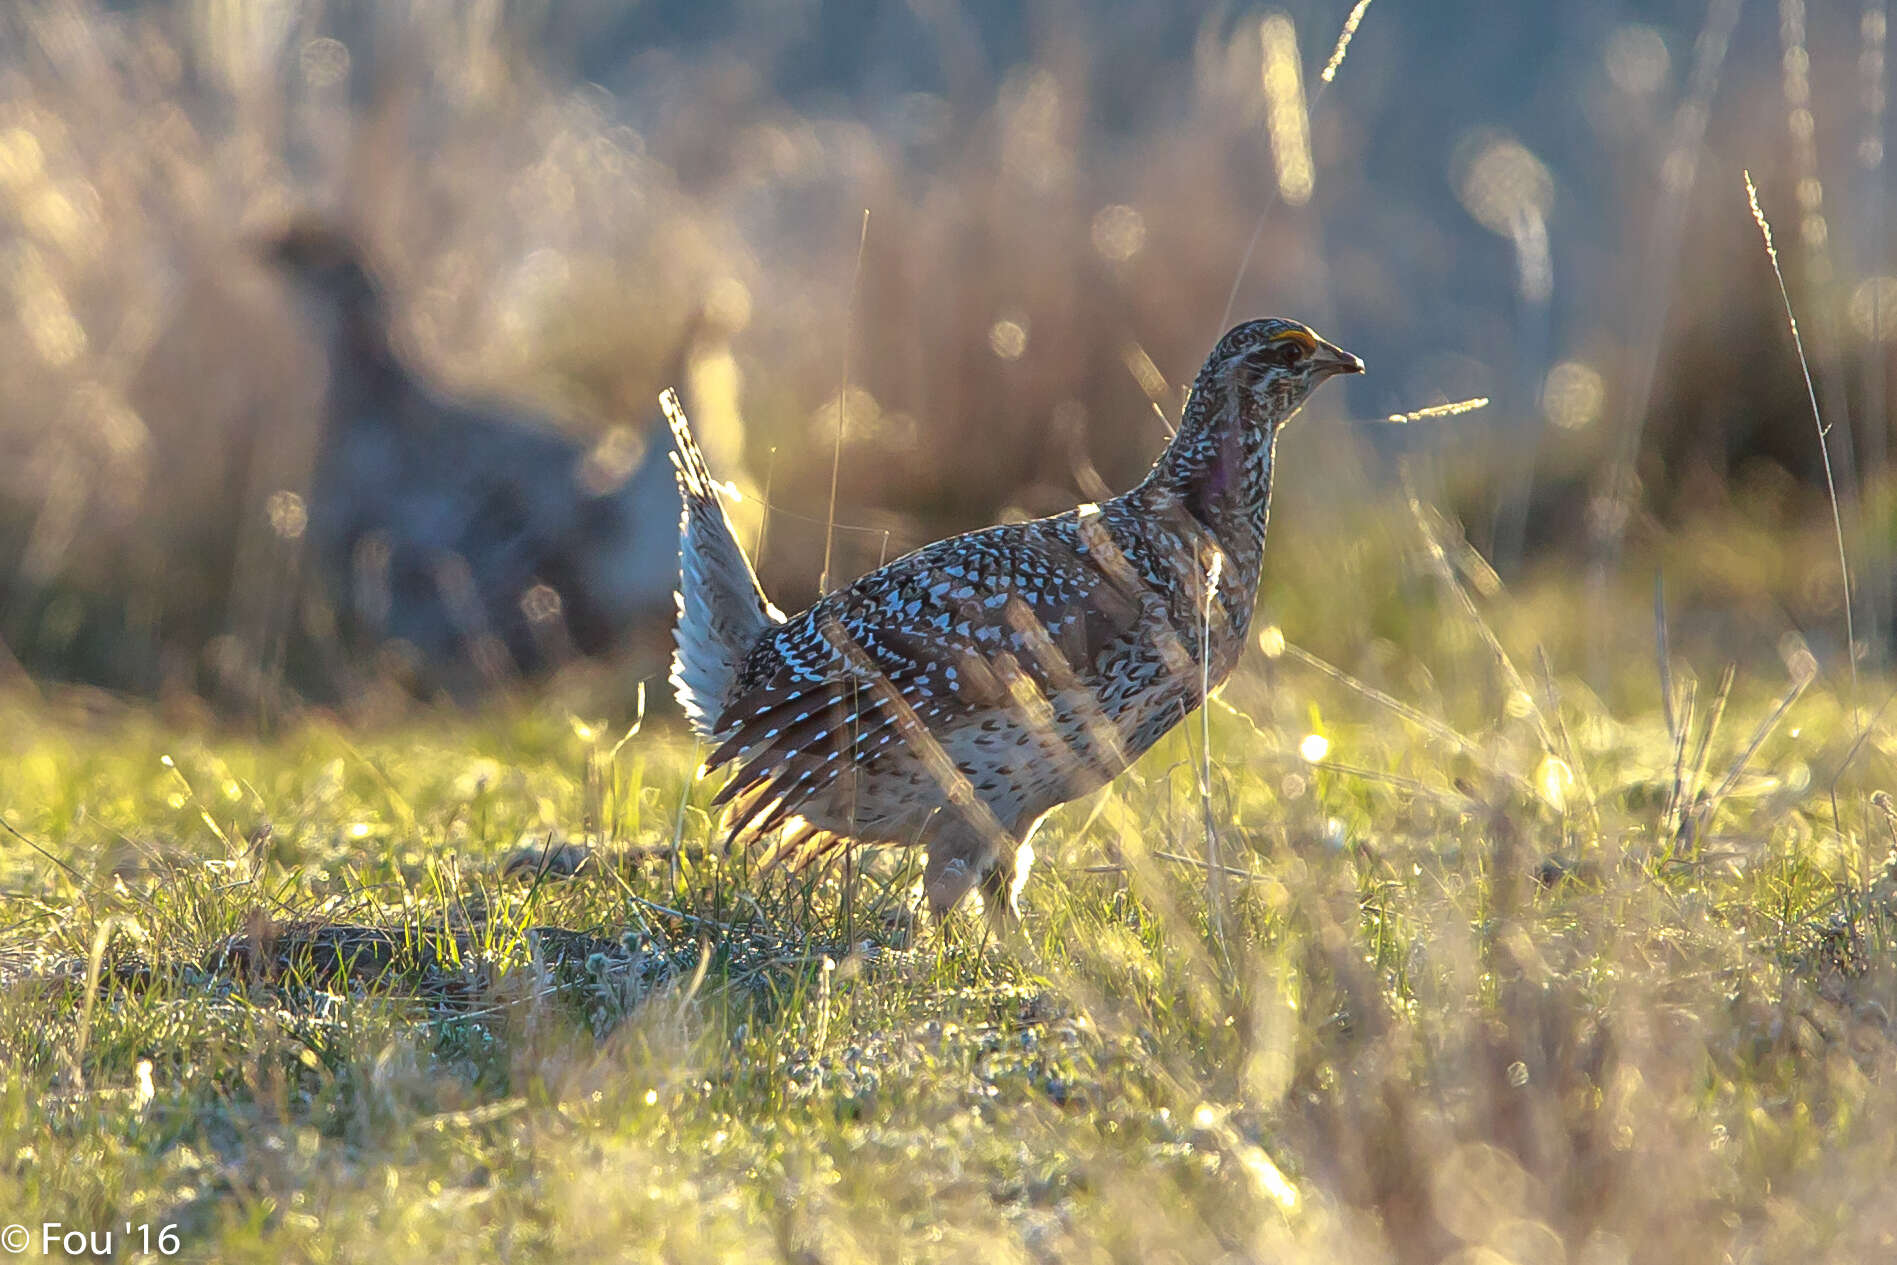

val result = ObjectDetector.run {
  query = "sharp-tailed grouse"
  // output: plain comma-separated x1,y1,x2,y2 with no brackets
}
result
667,318,1361,927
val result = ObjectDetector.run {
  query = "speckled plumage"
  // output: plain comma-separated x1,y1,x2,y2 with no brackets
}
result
667,318,1362,927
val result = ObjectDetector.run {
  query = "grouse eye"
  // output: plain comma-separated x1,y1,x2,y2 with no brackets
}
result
1243,339,1302,377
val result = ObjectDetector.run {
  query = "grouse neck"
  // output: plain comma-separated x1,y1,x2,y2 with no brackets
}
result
1140,375,1279,556
307,296,407,422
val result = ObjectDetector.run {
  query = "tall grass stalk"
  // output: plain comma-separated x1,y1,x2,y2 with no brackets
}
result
1745,170,1860,729
819,209,872,599
1200,551,1226,957
1218,0,1377,332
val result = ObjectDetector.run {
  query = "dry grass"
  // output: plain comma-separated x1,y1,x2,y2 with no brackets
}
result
3,2,1887,705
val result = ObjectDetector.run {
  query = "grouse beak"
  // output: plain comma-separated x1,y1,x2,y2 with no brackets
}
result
1308,339,1366,380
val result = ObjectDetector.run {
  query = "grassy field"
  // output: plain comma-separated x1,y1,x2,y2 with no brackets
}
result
3,512,1895,1265
6,2,1897,1260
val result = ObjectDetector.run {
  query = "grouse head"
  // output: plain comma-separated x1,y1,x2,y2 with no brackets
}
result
254,218,397,382
259,220,384,309
1200,317,1363,431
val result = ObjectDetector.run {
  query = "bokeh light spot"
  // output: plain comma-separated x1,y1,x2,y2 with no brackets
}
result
989,318,1028,361
1090,204,1146,262
1541,360,1605,430
1259,14,1314,206
1454,133,1553,234
299,37,351,88
266,490,307,540
1604,25,1669,95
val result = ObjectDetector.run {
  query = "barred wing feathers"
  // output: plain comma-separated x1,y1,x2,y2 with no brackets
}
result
704,510,1155,851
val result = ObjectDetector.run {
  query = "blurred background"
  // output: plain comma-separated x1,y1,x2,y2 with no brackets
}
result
0,0,1886,722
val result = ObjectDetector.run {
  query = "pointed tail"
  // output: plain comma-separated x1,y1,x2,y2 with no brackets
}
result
662,388,782,740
